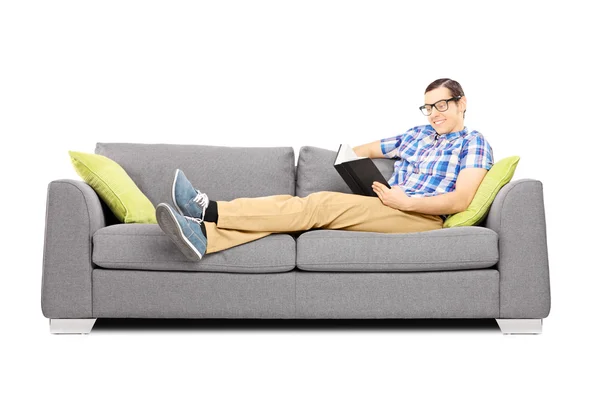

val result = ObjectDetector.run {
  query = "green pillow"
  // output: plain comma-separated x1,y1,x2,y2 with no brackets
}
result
443,156,520,228
69,151,157,224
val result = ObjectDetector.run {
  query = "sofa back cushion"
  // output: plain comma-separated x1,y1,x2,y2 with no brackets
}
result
96,143,296,205
296,146,396,197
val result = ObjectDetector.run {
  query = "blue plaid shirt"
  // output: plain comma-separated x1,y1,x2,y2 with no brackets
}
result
380,124,494,220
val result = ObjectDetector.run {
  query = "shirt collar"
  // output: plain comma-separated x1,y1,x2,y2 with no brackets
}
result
425,124,469,142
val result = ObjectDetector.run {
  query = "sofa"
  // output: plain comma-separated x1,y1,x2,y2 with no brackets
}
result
41,143,551,335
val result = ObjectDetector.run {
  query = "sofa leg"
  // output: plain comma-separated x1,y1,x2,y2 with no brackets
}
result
495,318,542,335
49,318,97,334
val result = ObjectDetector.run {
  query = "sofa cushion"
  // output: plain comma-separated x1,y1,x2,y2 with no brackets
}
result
296,146,396,197
69,151,157,224
443,156,520,228
93,224,296,273
95,143,296,206
296,226,498,272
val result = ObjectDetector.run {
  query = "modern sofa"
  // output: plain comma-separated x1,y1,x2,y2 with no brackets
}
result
41,143,551,334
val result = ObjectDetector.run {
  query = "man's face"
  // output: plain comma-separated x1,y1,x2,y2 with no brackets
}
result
423,87,467,134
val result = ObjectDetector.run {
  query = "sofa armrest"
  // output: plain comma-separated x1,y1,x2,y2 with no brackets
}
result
484,178,551,318
41,179,109,318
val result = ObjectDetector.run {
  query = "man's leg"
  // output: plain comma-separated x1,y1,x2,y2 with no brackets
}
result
161,191,442,258
216,191,443,234
203,222,272,254
168,169,440,255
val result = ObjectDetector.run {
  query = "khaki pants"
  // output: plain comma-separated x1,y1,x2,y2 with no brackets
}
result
204,191,443,254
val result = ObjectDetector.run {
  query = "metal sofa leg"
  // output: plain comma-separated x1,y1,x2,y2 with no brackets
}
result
495,318,543,335
49,318,97,334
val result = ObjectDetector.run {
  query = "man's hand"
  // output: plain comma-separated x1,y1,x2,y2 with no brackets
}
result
372,182,412,211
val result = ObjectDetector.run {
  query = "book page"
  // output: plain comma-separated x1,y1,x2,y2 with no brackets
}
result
334,143,366,165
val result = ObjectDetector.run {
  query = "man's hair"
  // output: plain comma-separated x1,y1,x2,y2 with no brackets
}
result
425,78,466,119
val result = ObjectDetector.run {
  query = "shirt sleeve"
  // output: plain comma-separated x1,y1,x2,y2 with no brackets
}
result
459,134,494,171
380,129,409,159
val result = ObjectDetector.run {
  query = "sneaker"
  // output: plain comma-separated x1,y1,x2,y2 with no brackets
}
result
156,203,207,261
172,169,209,220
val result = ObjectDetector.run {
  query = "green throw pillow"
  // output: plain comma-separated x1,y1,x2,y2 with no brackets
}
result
443,156,520,228
69,151,157,224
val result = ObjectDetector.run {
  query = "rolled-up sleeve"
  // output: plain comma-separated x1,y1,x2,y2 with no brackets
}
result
380,131,407,159
459,134,494,171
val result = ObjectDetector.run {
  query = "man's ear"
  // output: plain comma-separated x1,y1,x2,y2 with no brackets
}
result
459,96,467,112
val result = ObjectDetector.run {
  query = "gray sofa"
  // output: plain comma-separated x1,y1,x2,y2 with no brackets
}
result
41,143,551,335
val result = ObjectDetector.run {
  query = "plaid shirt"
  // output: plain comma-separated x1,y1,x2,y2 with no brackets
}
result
380,124,494,220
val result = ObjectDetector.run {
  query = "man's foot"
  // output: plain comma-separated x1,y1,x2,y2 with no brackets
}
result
156,203,207,261
172,169,209,220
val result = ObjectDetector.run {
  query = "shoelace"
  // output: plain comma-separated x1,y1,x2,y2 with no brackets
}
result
192,190,209,221
183,215,203,225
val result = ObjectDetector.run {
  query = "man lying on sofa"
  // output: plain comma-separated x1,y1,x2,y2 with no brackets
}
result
155,77,494,261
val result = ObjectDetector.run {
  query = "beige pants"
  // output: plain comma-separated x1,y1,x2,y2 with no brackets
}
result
204,191,443,254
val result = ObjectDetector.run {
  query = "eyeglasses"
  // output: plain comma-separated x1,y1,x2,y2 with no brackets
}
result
419,96,462,116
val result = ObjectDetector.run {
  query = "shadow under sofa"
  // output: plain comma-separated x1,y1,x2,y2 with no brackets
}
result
41,143,551,335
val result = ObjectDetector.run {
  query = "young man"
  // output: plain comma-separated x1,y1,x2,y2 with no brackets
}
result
155,78,494,261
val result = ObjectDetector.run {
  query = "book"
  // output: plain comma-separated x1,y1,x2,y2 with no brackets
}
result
333,144,391,197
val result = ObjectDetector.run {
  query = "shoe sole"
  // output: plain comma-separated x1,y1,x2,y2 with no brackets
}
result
156,204,203,262
171,169,185,216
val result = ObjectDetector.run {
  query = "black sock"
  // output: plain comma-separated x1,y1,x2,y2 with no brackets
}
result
203,200,219,224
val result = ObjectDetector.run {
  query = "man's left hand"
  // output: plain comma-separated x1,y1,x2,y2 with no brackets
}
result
372,182,412,211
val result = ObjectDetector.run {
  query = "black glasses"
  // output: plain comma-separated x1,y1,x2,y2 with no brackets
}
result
419,96,462,116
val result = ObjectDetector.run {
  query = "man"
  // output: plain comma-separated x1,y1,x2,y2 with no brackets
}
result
155,78,494,261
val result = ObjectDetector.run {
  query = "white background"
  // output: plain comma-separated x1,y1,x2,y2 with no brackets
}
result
1,1,598,399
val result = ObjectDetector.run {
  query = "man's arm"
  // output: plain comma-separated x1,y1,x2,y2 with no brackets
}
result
353,140,385,158
404,168,489,215
404,191,465,215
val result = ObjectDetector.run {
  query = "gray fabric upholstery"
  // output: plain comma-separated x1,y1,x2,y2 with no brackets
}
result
41,180,108,318
95,143,296,205
93,269,296,318
93,224,296,273
92,269,497,319
296,226,498,272
295,269,499,318
484,179,551,318
41,143,551,325
295,146,396,197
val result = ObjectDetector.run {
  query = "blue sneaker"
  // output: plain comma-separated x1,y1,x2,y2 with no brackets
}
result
156,203,207,261
172,169,209,220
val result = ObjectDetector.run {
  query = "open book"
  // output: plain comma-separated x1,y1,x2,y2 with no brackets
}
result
334,144,391,197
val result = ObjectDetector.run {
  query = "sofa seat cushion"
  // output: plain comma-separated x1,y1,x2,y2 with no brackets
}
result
296,226,498,272
93,224,296,273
